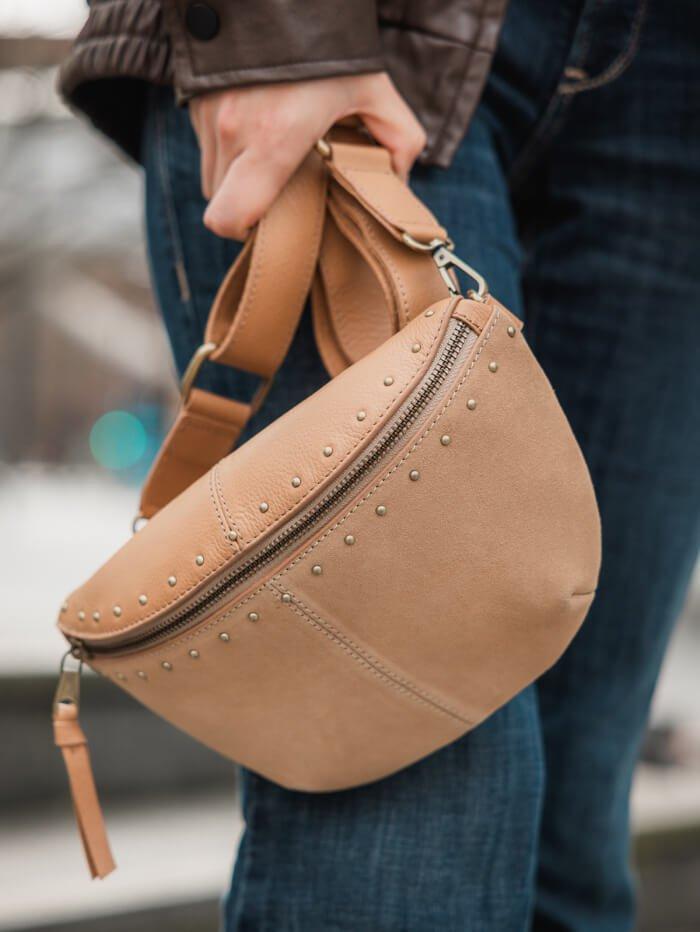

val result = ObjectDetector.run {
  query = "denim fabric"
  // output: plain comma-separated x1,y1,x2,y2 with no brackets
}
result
141,0,700,927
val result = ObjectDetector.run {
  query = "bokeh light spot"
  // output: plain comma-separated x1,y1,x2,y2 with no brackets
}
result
89,411,147,471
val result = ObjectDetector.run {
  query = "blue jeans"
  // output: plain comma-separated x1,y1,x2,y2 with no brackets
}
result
141,0,700,927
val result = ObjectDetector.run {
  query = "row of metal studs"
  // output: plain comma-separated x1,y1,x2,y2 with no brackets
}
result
296,312,516,576
80,317,516,662
67,331,433,624
112,359,417,675
256,356,417,514
63,551,209,624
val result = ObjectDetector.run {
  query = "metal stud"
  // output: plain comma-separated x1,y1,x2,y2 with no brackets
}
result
137,671,148,680
113,605,122,618
411,342,421,353
139,594,148,606
467,399,477,411
312,564,323,576
116,673,127,681
281,593,292,604
323,446,333,458
356,410,367,422
291,476,301,488
161,661,173,671
227,530,238,542
219,632,230,643
488,361,498,373
189,649,200,659
344,534,356,546
259,502,269,513
425,309,435,318
383,376,394,386
375,505,387,517
507,325,516,337
168,575,177,587
248,611,259,622
409,469,420,482
92,611,101,623
440,435,451,446
78,611,86,621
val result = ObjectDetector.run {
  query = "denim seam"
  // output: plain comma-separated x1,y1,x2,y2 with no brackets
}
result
509,0,647,186
154,97,192,306
558,0,648,95
508,0,600,188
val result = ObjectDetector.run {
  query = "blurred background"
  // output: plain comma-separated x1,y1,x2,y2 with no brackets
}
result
0,2,699,930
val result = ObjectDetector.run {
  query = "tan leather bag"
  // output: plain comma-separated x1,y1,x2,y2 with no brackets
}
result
53,136,601,879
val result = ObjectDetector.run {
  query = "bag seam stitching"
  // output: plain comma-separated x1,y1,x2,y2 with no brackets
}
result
279,594,471,727
272,586,472,725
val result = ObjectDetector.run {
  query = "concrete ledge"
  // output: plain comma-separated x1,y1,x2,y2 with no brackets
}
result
2,675,234,809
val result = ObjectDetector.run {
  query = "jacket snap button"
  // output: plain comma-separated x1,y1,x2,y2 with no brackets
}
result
185,2,220,41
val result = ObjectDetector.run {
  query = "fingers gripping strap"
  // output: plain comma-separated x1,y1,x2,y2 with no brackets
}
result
205,152,328,376
141,138,453,517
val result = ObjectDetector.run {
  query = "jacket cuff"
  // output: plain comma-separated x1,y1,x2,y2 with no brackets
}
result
163,0,383,102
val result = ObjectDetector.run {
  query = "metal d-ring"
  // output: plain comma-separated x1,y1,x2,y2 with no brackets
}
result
180,341,218,403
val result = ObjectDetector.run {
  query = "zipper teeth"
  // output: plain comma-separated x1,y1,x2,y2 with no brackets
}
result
87,321,471,656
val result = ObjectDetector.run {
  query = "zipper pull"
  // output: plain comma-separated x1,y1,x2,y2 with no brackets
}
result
53,649,116,879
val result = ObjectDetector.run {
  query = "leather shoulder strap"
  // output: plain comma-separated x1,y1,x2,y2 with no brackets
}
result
138,136,475,520
139,152,326,518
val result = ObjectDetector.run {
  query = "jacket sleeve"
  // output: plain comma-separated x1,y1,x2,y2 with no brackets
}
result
163,0,384,102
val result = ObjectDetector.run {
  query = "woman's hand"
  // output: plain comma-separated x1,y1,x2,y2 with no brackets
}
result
189,72,426,240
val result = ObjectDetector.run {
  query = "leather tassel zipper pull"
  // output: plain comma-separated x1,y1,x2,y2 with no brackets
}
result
53,650,116,879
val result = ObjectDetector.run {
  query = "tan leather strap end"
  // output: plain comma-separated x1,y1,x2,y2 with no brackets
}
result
140,388,253,519
324,139,448,245
54,703,115,880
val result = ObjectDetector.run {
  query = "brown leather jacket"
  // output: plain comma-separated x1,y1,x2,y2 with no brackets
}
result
59,0,508,168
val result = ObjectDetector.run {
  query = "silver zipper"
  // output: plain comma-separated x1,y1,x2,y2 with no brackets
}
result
81,318,474,657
